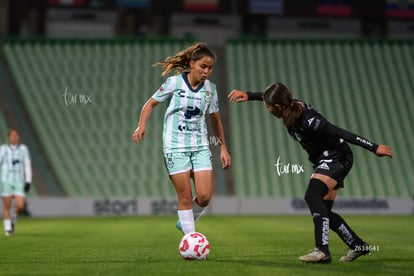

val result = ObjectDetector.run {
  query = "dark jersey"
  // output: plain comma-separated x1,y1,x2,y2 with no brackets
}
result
247,92,378,165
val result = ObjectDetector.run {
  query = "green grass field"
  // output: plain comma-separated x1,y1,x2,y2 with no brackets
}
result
0,215,413,276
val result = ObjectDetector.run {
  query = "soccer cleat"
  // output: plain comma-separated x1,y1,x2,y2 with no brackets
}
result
176,220,184,234
5,231,13,236
299,248,332,263
339,243,371,262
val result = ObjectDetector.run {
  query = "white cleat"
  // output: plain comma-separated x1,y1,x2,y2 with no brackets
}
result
299,248,332,263
340,244,370,262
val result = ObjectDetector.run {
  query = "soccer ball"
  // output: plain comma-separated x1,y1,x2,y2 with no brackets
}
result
178,232,210,260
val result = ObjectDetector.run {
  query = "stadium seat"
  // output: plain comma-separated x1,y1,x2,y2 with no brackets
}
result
0,111,8,142
3,39,192,196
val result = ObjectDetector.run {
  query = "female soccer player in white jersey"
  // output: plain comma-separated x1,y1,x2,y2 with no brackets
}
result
0,128,32,235
132,43,231,234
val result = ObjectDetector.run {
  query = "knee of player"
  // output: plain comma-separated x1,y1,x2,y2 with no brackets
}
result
305,178,329,200
196,195,211,207
15,203,25,212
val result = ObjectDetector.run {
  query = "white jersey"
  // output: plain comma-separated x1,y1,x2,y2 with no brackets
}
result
0,144,32,183
152,73,219,153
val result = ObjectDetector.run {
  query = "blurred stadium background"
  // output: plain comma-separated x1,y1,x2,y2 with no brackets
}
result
0,0,413,216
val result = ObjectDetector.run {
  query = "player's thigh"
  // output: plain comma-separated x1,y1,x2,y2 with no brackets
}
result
170,171,192,195
2,196,12,209
311,173,338,200
191,149,213,197
193,170,213,199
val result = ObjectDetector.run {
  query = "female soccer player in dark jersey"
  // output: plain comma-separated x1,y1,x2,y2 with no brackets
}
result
228,83,392,263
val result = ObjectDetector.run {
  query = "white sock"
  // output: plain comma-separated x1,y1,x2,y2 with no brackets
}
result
192,197,206,222
177,209,195,234
3,219,12,232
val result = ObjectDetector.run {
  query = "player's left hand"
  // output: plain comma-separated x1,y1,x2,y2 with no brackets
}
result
220,149,231,169
228,90,248,103
375,144,392,158
24,183,31,193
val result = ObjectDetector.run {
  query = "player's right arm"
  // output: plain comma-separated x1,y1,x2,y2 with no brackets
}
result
0,145,4,164
132,98,160,143
228,90,263,102
133,77,174,143
0,145,5,169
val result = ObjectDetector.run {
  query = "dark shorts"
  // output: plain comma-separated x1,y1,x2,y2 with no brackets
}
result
313,150,353,189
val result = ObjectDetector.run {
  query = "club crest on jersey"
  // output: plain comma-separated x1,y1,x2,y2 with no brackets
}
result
204,91,211,104
166,155,174,168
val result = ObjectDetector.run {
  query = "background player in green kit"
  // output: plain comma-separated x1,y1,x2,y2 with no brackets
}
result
0,128,32,236
132,43,231,235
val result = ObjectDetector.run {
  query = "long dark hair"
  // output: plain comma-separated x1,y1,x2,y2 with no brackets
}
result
263,82,303,127
153,42,216,76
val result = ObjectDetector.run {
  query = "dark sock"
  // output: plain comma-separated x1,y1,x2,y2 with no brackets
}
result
329,211,365,249
305,179,330,256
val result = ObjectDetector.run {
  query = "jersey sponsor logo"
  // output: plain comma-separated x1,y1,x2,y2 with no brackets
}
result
177,89,186,98
184,106,201,119
186,95,202,100
176,89,205,101
178,119,202,132
317,162,330,170
12,159,20,166
178,125,202,132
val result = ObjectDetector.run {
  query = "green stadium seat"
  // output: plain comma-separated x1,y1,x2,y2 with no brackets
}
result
0,111,9,143
3,39,192,197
